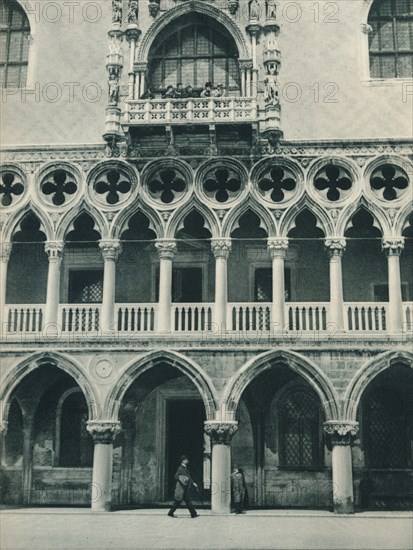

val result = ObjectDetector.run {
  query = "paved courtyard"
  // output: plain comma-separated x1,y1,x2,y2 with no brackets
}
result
1,508,412,550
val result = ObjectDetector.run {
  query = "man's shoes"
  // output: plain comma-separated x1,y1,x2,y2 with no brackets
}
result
191,514,199,518
168,512,177,518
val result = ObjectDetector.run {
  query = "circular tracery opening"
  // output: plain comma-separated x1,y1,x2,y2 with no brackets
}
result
148,14,241,95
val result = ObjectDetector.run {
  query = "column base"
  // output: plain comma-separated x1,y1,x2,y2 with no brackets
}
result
91,502,112,512
333,499,355,514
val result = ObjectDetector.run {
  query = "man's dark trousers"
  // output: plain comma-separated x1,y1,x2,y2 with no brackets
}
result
168,495,197,517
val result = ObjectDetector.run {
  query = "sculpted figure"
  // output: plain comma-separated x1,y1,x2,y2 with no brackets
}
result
264,63,279,106
108,67,120,105
266,0,277,19
112,0,122,24
249,0,260,20
128,0,138,23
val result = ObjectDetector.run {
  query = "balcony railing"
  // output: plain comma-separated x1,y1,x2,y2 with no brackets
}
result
126,97,258,125
3,301,411,339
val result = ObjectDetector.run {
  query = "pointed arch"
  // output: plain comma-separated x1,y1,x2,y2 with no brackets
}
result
112,202,164,240
395,202,413,236
2,203,53,243
1,352,100,423
343,350,413,421
222,197,276,238
137,1,250,62
105,350,218,421
279,194,333,238
222,349,339,421
55,202,109,241
166,198,220,239
337,197,390,237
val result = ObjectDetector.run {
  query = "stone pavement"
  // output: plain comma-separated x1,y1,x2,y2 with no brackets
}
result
1,508,412,550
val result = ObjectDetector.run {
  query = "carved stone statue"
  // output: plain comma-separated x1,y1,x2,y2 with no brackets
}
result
249,0,260,20
128,0,138,24
266,0,277,19
108,67,120,105
264,63,279,106
112,0,122,25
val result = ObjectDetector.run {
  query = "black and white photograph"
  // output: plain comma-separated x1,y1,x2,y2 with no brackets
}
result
0,0,412,548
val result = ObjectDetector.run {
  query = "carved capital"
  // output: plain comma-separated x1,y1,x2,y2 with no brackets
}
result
87,421,121,444
211,239,232,259
133,61,148,74
325,238,346,258
267,238,288,259
204,421,238,445
324,421,359,446
99,239,122,261
382,237,404,257
44,241,64,262
155,239,177,260
238,59,253,71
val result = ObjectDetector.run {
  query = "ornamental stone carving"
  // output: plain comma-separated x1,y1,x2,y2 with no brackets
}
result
267,238,288,258
204,421,238,445
382,237,405,256
44,241,65,262
211,239,232,259
325,238,346,257
87,421,121,444
0,171,24,207
323,421,359,446
99,239,122,261
112,0,123,25
155,239,177,259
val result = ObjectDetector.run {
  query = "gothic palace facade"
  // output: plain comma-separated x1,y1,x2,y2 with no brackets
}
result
0,0,412,514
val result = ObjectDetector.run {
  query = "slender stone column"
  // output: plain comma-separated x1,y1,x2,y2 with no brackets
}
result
325,238,346,333
0,243,11,325
204,421,238,514
155,239,176,334
324,421,359,514
267,238,288,333
382,237,404,334
211,239,231,332
99,240,122,335
87,421,121,512
44,241,64,333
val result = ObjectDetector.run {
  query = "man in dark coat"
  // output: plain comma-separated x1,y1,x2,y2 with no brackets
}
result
168,455,199,518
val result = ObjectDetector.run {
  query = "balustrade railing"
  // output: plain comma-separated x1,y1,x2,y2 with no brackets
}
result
286,303,329,332
172,304,213,332
116,304,156,333
345,302,387,332
127,97,258,125
59,304,101,333
5,305,44,333
228,303,271,332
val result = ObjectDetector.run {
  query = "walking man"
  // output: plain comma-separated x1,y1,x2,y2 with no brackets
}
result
168,455,199,518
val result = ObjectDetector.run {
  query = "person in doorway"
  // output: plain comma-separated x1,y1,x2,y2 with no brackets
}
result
231,466,246,514
168,455,199,518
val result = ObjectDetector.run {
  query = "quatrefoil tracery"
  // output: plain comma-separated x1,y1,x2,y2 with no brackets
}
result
314,164,352,202
94,169,132,205
0,172,24,207
41,169,78,206
370,164,409,201
147,168,187,204
203,167,241,203
258,166,297,202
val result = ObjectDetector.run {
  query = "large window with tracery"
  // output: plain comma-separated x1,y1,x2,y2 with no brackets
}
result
148,15,240,93
368,0,413,78
0,0,30,87
363,387,408,468
279,387,324,469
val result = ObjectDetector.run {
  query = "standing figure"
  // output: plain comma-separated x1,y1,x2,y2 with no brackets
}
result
231,467,246,514
112,0,122,24
127,0,138,24
266,0,277,19
108,67,120,105
264,63,279,106
249,0,261,20
168,455,199,518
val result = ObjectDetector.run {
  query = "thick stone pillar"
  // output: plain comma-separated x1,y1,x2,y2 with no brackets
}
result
0,243,11,325
204,421,238,514
155,239,176,334
324,421,359,514
99,240,122,335
87,421,121,512
44,241,64,333
211,239,231,331
325,238,346,333
267,238,288,333
382,238,404,334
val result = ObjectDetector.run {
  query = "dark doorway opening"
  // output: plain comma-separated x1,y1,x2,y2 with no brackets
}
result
166,399,205,499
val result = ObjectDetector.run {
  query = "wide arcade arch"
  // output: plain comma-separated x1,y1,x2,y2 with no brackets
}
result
223,349,339,421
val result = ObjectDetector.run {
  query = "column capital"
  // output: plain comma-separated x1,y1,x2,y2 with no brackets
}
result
324,421,359,446
382,237,404,256
155,239,177,259
99,239,122,261
44,240,64,261
204,421,238,445
238,58,253,71
325,238,346,257
133,61,148,74
86,421,121,444
267,238,288,258
211,239,232,259
0,242,12,263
